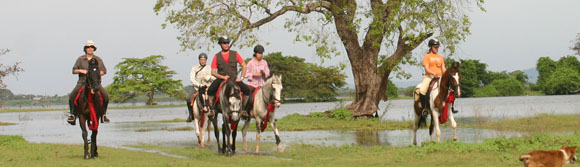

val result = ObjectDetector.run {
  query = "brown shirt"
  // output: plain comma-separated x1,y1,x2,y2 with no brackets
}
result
72,55,106,84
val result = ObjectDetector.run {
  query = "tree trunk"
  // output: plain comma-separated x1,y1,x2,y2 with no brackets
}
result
146,89,154,105
345,51,383,118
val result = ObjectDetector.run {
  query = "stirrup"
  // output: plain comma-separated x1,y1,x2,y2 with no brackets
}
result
67,115,76,125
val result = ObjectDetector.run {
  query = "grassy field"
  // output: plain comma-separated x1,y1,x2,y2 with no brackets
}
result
3,133,580,167
467,114,580,133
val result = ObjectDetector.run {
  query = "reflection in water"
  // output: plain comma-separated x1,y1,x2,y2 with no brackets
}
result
355,131,387,146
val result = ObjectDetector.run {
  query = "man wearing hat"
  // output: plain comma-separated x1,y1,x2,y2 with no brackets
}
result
186,52,215,122
67,40,110,125
206,36,250,107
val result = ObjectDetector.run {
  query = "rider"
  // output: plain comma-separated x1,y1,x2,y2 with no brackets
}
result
418,39,446,112
244,44,270,90
68,40,110,125
206,36,250,108
186,53,215,122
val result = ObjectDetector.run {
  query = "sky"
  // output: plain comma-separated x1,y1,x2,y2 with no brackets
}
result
1,0,579,96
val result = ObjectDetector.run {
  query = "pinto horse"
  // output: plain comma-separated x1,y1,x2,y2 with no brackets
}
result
413,62,461,145
185,86,213,148
212,79,243,155
241,75,283,153
74,58,107,159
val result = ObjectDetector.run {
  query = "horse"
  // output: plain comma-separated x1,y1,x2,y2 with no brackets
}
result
211,79,243,155
185,86,213,148
74,58,107,159
412,62,461,145
241,75,283,153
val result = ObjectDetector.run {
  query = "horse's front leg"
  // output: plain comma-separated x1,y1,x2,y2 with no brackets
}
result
413,109,420,145
91,130,98,158
211,114,222,154
449,108,458,141
242,117,251,152
255,118,262,154
79,119,90,159
431,109,441,142
231,120,239,154
193,118,201,145
270,117,282,152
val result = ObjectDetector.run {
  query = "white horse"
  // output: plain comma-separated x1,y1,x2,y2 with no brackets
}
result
186,86,213,148
413,62,461,145
241,75,283,153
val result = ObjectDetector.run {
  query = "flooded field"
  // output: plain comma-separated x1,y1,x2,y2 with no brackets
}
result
1,95,579,150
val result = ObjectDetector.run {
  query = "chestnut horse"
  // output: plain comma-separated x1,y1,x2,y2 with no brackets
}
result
413,62,461,145
74,58,107,159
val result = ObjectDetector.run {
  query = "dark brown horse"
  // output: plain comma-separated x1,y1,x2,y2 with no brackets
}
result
74,58,107,159
413,62,461,145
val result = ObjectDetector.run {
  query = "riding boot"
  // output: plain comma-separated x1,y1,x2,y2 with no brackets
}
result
68,100,76,125
420,94,430,116
186,107,194,122
242,95,250,117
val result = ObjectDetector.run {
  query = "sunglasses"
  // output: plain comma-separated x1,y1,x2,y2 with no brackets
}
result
219,42,230,44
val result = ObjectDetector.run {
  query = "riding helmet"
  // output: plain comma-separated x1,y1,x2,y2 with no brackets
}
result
198,53,208,59
428,39,440,47
253,45,264,53
218,36,230,44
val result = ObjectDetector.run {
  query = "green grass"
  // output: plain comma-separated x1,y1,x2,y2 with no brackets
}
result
142,118,186,123
524,90,545,96
467,114,580,133
4,133,580,167
0,122,17,126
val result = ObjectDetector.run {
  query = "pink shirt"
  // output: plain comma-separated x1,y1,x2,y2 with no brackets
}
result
245,59,270,88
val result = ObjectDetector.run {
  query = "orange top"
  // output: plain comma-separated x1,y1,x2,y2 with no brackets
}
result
423,53,445,76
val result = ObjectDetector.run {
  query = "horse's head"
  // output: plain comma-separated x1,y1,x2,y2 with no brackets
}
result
222,80,242,120
86,58,101,93
447,62,461,97
269,75,283,108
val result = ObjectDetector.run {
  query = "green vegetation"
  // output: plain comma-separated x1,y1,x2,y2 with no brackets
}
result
255,52,347,102
4,132,580,167
107,55,184,105
445,59,529,97
468,114,580,133
537,56,580,95
262,108,412,131
0,122,16,126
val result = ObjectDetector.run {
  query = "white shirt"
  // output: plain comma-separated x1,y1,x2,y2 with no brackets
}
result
190,64,214,90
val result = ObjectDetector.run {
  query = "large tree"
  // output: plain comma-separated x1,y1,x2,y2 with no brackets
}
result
106,55,183,105
155,0,484,118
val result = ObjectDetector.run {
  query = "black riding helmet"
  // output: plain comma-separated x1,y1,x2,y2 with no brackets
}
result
428,39,440,47
253,45,264,53
198,53,208,59
218,36,230,44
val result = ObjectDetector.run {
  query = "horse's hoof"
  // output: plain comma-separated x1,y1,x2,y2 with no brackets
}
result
84,154,91,159
453,138,457,141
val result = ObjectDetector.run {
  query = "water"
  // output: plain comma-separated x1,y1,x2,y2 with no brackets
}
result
1,95,579,149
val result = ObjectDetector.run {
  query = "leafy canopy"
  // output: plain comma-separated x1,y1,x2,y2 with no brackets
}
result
106,55,183,103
